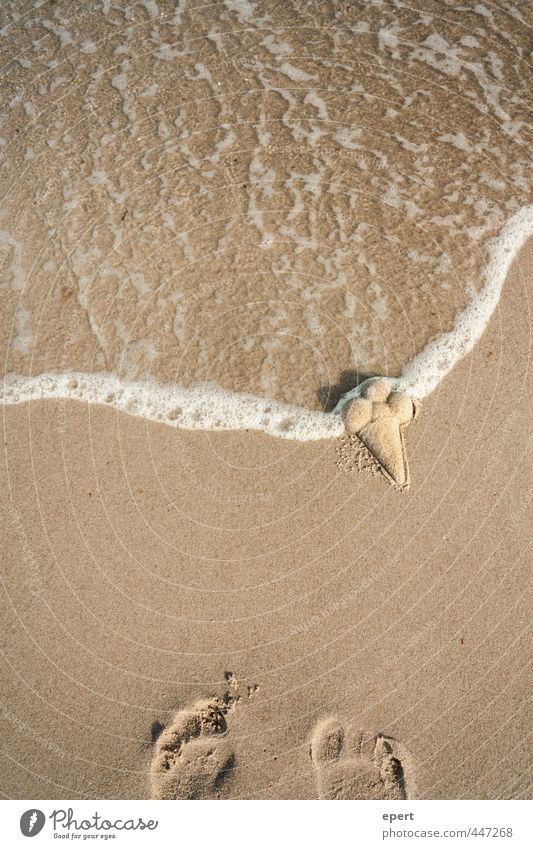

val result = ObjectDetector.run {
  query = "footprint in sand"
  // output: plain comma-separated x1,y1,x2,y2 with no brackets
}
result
336,377,420,490
150,696,236,799
311,717,411,800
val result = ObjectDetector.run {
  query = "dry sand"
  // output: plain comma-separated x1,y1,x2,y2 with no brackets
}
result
1,239,531,800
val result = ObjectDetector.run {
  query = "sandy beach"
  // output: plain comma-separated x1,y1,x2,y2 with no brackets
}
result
1,236,531,800
1,0,532,805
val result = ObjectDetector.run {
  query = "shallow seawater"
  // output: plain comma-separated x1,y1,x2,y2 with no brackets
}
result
0,0,531,412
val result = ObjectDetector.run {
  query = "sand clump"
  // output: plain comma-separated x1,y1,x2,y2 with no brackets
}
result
336,378,420,490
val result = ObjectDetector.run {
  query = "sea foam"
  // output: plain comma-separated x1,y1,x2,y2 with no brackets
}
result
335,206,533,413
0,371,344,442
2,207,532,441
397,205,533,399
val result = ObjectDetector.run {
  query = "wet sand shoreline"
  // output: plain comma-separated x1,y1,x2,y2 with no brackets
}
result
1,239,531,799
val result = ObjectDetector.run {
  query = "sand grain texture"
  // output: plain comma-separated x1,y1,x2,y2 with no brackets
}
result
1,241,531,800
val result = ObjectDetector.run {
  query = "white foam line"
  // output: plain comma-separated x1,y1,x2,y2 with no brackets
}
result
0,371,344,442
399,205,533,397
336,205,533,411
2,206,531,441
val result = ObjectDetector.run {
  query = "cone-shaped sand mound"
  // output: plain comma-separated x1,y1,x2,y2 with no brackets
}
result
336,378,420,490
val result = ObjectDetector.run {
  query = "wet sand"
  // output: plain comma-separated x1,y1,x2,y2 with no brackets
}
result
1,0,532,407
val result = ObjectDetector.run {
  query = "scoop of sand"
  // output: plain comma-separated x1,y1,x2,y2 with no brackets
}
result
337,378,420,490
